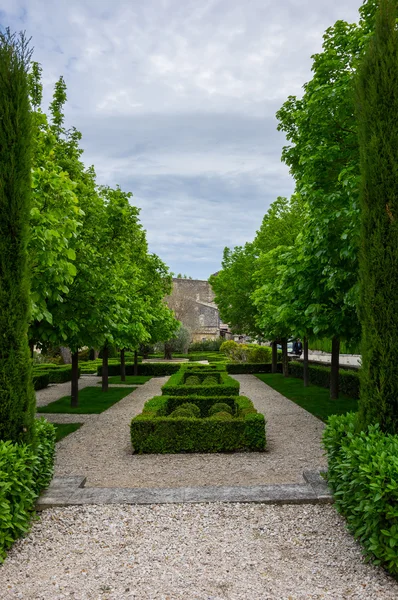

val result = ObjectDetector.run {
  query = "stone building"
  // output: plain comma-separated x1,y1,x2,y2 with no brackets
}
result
167,278,232,343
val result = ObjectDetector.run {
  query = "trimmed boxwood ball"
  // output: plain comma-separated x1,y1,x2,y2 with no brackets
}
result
209,411,232,420
170,402,201,418
208,402,233,416
185,375,201,386
169,407,196,418
202,375,218,386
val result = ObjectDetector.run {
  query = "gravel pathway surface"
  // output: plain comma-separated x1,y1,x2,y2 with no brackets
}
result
2,503,397,599
53,374,325,488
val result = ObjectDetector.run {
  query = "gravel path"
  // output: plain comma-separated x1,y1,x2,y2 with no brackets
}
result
2,503,397,599
53,374,325,488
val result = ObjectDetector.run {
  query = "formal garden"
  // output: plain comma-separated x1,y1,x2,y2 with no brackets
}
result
2,0,398,595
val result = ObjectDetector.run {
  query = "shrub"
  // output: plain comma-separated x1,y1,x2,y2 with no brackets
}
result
209,411,232,420
97,363,181,377
208,403,233,416
32,372,50,391
189,339,223,352
226,363,282,374
202,375,218,386
188,353,227,363
174,402,201,418
0,418,55,561
246,345,272,363
288,361,360,399
162,370,239,397
130,395,266,453
323,413,398,575
185,375,201,386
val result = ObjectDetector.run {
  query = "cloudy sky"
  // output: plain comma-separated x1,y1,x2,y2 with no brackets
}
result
2,0,361,279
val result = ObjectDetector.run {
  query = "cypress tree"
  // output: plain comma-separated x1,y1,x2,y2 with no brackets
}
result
356,0,398,433
0,31,35,443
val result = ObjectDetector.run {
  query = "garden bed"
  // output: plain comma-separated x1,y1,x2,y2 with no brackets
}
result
130,394,266,453
161,370,239,396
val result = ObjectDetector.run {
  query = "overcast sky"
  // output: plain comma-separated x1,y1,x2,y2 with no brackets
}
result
2,0,362,279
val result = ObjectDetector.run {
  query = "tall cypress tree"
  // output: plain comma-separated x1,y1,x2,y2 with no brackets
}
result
356,0,398,434
0,31,35,443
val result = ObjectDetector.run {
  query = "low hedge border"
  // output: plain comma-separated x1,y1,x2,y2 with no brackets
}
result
32,372,50,390
161,370,239,397
226,363,283,374
33,365,81,384
0,419,56,561
97,363,181,377
288,361,360,399
323,413,398,575
130,395,266,453
182,363,226,372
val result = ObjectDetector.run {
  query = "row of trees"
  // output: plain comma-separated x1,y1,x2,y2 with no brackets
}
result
0,31,179,442
211,0,398,419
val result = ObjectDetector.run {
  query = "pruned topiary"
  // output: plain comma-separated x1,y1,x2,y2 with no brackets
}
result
202,375,218,386
185,375,201,386
209,411,232,421
208,402,233,417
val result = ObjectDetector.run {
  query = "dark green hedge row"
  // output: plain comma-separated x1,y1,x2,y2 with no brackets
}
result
162,370,239,397
32,372,50,390
0,419,56,561
97,363,181,376
288,361,360,399
323,413,398,575
130,395,266,453
33,365,81,384
226,363,283,374
183,363,226,372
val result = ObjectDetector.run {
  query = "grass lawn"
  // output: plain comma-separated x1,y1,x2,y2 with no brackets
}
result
37,386,135,414
255,373,358,422
98,375,152,385
54,423,83,441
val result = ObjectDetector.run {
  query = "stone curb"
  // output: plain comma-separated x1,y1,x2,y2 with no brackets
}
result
37,470,333,510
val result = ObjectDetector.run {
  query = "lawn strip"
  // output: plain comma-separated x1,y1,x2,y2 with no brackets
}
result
255,373,357,422
37,386,135,414
54,423,83,441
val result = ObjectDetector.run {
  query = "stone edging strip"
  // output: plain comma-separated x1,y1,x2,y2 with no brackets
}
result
36,469,332,510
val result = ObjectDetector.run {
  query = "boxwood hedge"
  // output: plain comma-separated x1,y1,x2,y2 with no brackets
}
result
32,372,50,391
226,363,283,374
288,361,360,399
97,363,181,377
130,394,266,453
161,370,239,397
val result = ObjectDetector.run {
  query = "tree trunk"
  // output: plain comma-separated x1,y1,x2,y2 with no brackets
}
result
120,348,126,382
134,350,139,376
271,341,278,374
102,345,109,392
164,342,172,360
59,346,72,364
303,336,309,387
89,348,100,360
282,337,289,377
71,351,79,408
330,336,340,400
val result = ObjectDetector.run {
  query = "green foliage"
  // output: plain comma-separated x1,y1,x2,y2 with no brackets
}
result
188,339,223,352
169,403,201,418
162,371,239,397
0,418,55,561
130,395,266,453
97,362,181,377
185,375,201,386
308,338,361,355
202,375,218,386
287,361,360,399
37,386,133,414
166,395,236,417
323,413,398,574
356,0,398,434
208,403,233,416
105,375,152,385
33,365,81,384
256,374,358,422
226,363,281,374
0,30,36,443
32,372,50,390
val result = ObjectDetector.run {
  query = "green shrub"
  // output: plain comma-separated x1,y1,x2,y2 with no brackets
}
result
247,345,272,363
172,402,201,418
185,375,201,386
189,339,223,352
162,370,239,397
32,372,50,391
323,413,398,575
97,363,181,377
130,395,266,453
166,395,236,417
208,403,233,416
226,363,282,374
169,407,196,418
288,361,360,399
202,375,218,386
209,411,232,420
0,418,55,561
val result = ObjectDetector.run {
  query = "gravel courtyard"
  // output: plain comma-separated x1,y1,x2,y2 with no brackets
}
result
2,503,397,600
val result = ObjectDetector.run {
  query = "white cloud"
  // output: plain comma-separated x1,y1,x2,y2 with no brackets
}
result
2,0,362,277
